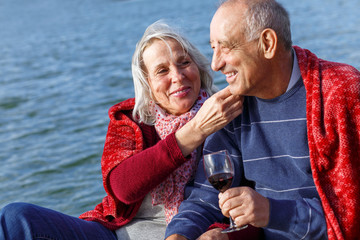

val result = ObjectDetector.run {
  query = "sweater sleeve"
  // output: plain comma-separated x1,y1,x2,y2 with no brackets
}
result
266,197,327,239
108,132,189,204
165,162,224,240
166,121,244,240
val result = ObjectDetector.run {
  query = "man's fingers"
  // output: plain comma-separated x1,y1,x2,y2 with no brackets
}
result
219,187,245,206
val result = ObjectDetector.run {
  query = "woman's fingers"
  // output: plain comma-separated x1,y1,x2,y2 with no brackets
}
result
194,88,244,135
173,88,243,157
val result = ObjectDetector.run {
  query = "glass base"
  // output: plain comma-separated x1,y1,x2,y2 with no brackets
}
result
221,224,248,233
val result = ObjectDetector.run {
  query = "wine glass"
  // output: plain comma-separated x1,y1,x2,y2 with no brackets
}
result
203,150,248,233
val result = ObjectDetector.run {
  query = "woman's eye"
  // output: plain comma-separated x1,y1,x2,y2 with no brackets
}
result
180,60,191,66
156,68,167,75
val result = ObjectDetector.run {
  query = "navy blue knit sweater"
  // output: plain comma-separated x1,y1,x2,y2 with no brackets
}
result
166,74,327,239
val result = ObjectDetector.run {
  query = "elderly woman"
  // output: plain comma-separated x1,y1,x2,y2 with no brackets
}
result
0,21,242,240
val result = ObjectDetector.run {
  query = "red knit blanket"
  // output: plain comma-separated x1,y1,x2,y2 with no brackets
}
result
79,98,144,230
295,46,360,239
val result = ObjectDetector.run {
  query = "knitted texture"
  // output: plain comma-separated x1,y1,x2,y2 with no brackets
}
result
79,98,145,230
295,46,360,240
151,89,208,223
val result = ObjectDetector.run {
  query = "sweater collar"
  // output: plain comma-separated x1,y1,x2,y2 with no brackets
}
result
286,48,301,92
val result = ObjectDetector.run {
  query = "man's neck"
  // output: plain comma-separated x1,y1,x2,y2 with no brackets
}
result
257,48,293,99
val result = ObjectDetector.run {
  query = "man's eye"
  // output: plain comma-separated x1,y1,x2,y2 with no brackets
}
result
221,46,231,53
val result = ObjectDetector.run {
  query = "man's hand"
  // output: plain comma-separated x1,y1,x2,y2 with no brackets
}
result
219,187,270,228
196,228,229,240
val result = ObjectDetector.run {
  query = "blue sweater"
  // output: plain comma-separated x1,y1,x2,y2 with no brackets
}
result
165,76,328,239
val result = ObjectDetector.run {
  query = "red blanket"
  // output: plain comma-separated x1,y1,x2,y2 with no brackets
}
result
79,98,186,230
79,98,145,230
295,46,360,239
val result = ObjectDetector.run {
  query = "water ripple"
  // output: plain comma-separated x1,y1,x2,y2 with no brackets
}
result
0,0,359,217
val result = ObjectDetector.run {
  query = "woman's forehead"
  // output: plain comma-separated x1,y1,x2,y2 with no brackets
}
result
143,39,188,66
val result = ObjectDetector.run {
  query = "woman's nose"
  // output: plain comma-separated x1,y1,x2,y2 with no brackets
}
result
171,67,184,83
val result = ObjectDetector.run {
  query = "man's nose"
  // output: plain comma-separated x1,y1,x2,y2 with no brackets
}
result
211,48,224,72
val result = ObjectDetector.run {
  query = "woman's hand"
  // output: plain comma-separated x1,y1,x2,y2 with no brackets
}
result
219,187,270,228
166,234,188,240
176,86,243,156
192,86,243,137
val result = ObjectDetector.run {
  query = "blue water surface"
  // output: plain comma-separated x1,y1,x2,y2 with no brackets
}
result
0,0,359,217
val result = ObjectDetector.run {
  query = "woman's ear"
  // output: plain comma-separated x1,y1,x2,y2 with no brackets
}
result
259,28,277,59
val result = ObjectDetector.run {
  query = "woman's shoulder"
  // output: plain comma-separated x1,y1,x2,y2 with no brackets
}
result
106,98,135,121
106,98,158,148
107,98,155,130
109,98,135,115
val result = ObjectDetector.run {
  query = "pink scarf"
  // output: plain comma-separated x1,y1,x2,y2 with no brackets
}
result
151,89,209,223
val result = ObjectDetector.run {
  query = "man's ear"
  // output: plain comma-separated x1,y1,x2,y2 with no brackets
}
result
259,28,277,59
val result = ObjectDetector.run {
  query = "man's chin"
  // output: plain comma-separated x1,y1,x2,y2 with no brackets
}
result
228,85,242,96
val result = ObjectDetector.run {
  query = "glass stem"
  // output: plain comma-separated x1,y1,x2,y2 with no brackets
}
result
229,216,236,228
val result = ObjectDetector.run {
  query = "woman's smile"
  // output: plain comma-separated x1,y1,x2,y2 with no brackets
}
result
143,38,201,116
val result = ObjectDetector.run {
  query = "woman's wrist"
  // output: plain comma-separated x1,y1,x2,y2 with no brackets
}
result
175,119,206,157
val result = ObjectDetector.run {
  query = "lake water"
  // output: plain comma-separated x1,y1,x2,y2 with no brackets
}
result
1,0,359,217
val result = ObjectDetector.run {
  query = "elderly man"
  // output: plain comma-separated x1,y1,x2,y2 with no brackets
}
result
166,0,360,239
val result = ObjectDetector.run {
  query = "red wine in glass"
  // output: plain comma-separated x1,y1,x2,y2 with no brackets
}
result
207,172,233,192
203,150,248,233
